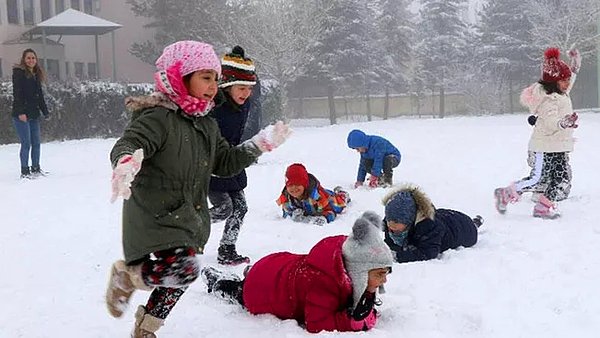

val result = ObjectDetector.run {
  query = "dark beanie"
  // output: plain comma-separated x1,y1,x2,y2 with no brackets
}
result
384,191,417,226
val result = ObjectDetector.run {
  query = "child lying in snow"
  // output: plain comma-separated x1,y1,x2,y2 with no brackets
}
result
201,211,394,333
276,163,350,225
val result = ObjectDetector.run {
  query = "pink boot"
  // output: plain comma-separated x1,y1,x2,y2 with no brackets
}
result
533,195,560,219
494,184,520,214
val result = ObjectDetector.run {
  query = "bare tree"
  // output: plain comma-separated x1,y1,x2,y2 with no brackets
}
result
526,0,600,56
227,0,327,117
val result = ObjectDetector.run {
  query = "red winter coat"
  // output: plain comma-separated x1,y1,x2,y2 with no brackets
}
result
242,235,357,333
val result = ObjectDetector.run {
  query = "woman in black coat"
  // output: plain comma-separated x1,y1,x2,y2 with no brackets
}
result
382,184,482,263
11,48,49,179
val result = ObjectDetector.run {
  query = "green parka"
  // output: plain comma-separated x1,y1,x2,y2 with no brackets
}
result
111,94,260,263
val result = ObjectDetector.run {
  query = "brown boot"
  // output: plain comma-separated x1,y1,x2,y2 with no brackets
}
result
106,260,153,318
131,305,164,338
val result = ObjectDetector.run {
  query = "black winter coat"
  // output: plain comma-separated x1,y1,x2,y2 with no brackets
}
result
382,186,478,263
12,67,49,119
209,92,250,192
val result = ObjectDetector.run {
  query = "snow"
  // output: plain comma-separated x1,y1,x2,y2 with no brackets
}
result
1,113,599,337
36,8,121,27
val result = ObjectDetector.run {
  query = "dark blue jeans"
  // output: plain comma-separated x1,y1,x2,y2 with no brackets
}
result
12,116,41,169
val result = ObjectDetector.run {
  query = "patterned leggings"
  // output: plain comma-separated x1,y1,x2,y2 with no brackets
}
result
515,152,571,202
208,190,248,246
131,247,200,319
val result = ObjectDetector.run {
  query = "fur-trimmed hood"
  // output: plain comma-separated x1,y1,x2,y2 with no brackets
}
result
520,83,549,113
382,184,435,224
124,92,178,112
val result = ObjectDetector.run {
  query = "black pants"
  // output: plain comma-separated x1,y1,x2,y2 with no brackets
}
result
208,190,248,246
363,155,400,184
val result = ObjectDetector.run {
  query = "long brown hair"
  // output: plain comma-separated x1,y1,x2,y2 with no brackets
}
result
16,48,46,83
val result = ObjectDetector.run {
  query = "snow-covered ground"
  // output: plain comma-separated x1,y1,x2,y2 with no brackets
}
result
1,113,599,338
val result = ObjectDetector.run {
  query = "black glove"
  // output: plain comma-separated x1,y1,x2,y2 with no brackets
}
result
350,291,376,321
528,115,537,126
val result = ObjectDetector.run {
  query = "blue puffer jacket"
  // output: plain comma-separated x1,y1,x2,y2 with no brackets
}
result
347,130,400,182
209,91,250,192
382,186,478,263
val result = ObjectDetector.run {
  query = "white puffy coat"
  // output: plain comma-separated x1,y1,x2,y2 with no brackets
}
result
520,76,576,153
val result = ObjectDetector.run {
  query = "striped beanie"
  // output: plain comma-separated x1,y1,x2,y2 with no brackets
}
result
220,46,257,88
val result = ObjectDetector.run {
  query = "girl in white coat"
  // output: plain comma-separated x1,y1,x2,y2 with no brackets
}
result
494,48,580,219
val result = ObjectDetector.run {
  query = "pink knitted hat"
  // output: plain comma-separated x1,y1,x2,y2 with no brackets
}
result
154,41,222,116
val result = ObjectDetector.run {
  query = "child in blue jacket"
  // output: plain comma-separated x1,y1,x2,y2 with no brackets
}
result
347,129,401,188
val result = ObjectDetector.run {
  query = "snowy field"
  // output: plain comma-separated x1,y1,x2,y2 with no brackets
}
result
1,113,599,338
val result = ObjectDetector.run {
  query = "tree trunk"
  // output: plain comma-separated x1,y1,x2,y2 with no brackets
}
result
508,75,514,114
366,92,372,122
439,85,445,119
298,86,305,119
327,83,337,125
384,87,389,120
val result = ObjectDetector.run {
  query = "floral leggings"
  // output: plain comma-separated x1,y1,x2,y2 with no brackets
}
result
130,247,200,319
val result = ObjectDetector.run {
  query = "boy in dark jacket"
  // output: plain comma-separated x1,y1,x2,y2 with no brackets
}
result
201,212,394,333
382,184,482,263
208,46,257,265
347,129,401,188
276,163,350,225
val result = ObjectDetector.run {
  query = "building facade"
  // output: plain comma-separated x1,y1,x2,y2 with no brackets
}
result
0,0,155,82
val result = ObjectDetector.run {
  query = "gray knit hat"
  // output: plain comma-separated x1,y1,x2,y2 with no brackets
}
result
342,211,394,310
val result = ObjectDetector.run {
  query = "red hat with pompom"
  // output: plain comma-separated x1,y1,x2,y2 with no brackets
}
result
285,163,309,188
541,48,571,83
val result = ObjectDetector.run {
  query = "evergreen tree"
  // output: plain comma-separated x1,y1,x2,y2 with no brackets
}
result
417,0,468,118
375,0,415,119
307,0,372,124
476,0,538,113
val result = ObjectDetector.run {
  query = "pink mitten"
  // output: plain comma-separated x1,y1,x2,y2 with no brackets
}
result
368,176,379,188
559,112,578,129
568,49,581,74
250,121,292,152
349,309,378,331
110,149,144,202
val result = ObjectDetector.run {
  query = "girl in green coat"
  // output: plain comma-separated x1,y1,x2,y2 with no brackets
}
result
105,40,290,338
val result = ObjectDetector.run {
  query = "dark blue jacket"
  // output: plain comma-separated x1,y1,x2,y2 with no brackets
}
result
209,91,250,192
12,67,49,119
347,131,400,181
384,209,478,263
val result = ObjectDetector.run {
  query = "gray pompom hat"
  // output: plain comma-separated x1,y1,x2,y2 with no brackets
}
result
342,211,394,310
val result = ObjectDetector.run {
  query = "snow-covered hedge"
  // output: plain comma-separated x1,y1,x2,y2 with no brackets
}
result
0,81,153,145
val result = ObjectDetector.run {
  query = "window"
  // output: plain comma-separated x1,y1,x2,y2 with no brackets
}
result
23,0,35,25
7,0,19,24
46,59,60,80
55,0,65,13
74,62,84,79
87,62,97,79
83,0,92,14
41,0,51,21
70,0,79,10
